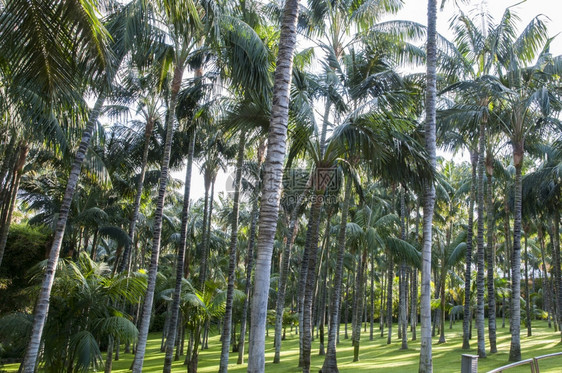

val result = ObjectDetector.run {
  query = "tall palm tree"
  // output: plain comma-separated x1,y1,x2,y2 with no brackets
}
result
247,1,300,371
131,1,205,369
419,0,437,371
491,16,558,360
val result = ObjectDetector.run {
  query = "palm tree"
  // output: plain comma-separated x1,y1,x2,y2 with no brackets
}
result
247,1,300,371
490,15,558,360
419,0,437,370
131,1,205,369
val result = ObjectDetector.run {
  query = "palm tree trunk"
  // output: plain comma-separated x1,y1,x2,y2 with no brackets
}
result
274,192,305,363
163,129,196,373
387,256,394,345
411,268,417,341
486,151,497,352
551,212,562,341
508,148,523,362
237,169,261,365
476,122,486,358
302,192,325,373
247,1,300,370
199,171,211,286
321,176,352,373
131,60,185,372
537,224,552,328
218,132,246,373
370,252,375,341
21,93,106,372
463,151,477,349
524,231,531,337
419,1,437,371
400,189,408,349
352,248,367,362
119,116,155,273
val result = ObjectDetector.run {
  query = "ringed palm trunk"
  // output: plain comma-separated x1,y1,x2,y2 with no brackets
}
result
302,187,326,373
321,175,352,373
551,212,562,341
131,61,185,372
352,248,367,361
463,151,477,349
218,132,246,373
386,255,394,344
274,193,305,363
486,151,497,352
524,230,531,337
419,1,437,371
476,121,486,358
163,129,196,373
400,189,408,349
247,1,300,370
21,93,106,372
508,142,523,362
119,117,155,273
237,141,265,365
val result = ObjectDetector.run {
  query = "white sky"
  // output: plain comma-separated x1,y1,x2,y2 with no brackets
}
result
185,0,562,202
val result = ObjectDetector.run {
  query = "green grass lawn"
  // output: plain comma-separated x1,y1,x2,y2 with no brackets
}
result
4,319,562,372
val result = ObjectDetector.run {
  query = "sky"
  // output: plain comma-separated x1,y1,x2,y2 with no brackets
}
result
185,0,562,202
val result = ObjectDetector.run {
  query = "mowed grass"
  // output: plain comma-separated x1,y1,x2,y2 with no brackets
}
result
4,319,562,372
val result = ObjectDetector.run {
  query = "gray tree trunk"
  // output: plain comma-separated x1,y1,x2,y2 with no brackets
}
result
163,129,196,373
508,145,523,362
321,176,352,373
131,61,185,372
486,151,497,352
419,1,437,371
237,144,263,364
274,190,307,363
462,151,477,349
219,132,246,372
247,1,300,370
476,121,486,358
387,256,394,345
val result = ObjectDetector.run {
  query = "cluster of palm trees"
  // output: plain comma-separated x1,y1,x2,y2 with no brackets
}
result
1,0,562,373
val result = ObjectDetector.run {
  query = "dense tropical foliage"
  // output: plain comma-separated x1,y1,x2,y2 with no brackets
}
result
1,0,562,372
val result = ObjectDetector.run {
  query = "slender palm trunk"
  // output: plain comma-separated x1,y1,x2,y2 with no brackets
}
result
400,190,408,349
352,247,367,362
163,129,196,373
486,151,497,352
524,231,531,337
370,252,375,341
131,61,185,372
237,145,263,364
119,117,155,273
551,212,562,341
219,132,246,373
21,93,106,372
199,172,211,286
476,122,486,358
419,1,437,371
247,1,300,370
274,192,305,363
321,176,352,373
508,145,523,362
463,151,477,349
387,256,394,345
302,192,325,373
